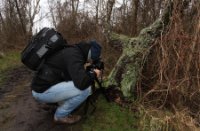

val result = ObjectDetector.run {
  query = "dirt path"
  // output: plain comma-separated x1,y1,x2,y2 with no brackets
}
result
0,66,84,131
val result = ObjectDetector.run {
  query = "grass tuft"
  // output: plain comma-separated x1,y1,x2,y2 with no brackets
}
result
0,51,21,86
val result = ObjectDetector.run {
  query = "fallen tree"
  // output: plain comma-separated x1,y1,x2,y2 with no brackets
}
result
105,1,173,97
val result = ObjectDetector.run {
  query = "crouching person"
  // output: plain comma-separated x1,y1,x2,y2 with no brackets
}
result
31,41,102,124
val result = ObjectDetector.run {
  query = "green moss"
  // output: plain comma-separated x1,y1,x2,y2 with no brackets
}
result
139,19,162,37
106,44,144,97
105,54,126,87
120,62,139,97
105,69,118,87
111,33,131,47
125,45,145,57
124,38,138,49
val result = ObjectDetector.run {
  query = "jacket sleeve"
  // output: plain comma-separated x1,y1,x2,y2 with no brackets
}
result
64,48,96,90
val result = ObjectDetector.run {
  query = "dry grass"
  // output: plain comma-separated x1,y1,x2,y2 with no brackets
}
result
138,106,198,131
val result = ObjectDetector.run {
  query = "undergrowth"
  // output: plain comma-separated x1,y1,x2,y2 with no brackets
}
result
137,0,200,130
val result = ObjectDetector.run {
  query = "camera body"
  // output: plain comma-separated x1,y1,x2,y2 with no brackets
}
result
86,60,104,71
93,60,104,70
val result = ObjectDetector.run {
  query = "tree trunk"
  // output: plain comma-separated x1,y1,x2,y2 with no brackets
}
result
71,0,79,23
105,1,173,97
95,0,99,25
104,0,115,42
28,0,40,34
131,0,139,36
48,0,57,28
0,12,5,28
14,0,26,36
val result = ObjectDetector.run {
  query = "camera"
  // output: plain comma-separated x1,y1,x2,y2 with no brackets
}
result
93,60,104,70
86,59,104,71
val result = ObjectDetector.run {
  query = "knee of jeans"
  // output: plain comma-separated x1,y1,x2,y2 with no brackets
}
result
32,90,38,98
32,90,43,102
84,86,92,96
32,95,40,102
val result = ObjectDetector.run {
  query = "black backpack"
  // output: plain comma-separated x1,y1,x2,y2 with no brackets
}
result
21,27,67,71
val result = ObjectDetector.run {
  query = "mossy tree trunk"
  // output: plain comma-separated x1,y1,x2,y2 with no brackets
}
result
105,1,173,97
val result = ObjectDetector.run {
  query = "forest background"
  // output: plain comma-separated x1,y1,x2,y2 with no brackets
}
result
0,0,200,130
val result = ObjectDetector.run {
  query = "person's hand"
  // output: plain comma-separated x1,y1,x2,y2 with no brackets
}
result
94,69,101,78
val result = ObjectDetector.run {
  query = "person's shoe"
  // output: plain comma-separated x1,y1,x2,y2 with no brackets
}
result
54,115,82,124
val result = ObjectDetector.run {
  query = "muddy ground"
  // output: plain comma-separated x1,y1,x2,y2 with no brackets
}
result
0,66,88,131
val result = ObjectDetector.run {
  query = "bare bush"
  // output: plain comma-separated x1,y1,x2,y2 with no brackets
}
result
139,0,200,129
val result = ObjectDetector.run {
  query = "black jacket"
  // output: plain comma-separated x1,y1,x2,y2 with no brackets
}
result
31,42,96,93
